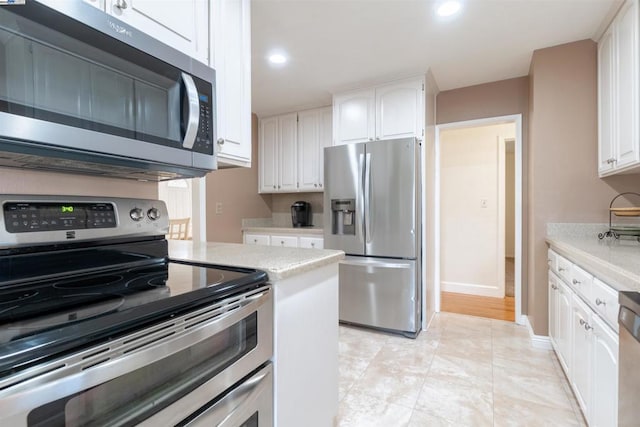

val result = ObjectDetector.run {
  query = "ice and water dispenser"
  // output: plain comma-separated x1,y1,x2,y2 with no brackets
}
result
331,199,356,235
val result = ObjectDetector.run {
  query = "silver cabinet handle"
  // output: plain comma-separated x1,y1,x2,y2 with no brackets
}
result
572,279,580,285
584,323,593,331
319,183,323,187
280,240,284,245
595,298,606,306
375,137,380,140
217,138,225,145
558,267,566,272
253,239,257,243
114,0,128,9
551,284,558,290
607,158,617,164
311,243,315,248
314,184,318,187
579,319,585,326
547,259,552,264
368,138,373,141
272,185,276,189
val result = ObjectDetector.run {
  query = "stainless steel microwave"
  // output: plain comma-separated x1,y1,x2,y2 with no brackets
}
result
0,0,216,181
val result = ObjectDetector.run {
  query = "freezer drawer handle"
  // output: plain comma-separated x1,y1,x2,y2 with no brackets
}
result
341,259,411,269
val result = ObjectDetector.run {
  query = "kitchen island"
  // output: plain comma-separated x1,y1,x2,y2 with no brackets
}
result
168,240,344,427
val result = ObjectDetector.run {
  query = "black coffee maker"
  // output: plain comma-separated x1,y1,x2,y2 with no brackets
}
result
291,201,312,227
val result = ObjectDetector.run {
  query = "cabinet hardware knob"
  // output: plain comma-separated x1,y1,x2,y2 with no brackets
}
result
376,137,380,140
558,267,565,272
273,185,276,189
254,239,257,243
551,284,558,290
278,185,281,189
579,319,585,326
319,183,323,187
595,298,606,306
369,138,373,141
314,184,318,187
311,243,315,247
114,0,128,9
584,323,593,331
217,138,225,145
547,259,551,264
572,279,580,285
281,241,284,245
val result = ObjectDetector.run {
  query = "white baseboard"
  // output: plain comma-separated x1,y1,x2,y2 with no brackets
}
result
523,315,553,350
441,280,503,298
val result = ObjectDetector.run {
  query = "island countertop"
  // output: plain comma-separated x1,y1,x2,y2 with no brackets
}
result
168,240,344,281
242,226,324,235
545,235,640,292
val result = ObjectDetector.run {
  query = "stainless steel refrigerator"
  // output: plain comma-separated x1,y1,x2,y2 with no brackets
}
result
323,137,421,337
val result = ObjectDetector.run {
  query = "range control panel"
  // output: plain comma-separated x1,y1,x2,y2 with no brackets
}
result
0,195,169,248
4,202,117,233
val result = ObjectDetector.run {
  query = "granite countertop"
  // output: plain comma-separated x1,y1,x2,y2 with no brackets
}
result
168,240,343,281
545,235,640,292
242,226,324,235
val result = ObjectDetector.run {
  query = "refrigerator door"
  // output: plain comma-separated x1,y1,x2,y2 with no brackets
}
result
323,143,366,255
339,256,419,335
365,138,418,258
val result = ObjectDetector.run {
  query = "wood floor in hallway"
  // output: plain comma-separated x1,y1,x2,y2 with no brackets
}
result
441,291,515,322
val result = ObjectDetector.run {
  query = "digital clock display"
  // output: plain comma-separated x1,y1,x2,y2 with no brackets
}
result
4,202,116,233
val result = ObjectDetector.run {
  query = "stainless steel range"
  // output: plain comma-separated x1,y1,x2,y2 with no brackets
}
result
0,195,273,426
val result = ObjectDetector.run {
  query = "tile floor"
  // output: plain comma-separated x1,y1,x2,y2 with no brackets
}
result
338,312,587,427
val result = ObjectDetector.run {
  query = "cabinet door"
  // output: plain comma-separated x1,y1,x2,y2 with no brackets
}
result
214,0,252,166
259,117,278,193
333,89,375,145
571,295,592,417
244,233,270,245
298,109,323,192
270,235,298,248
556,281,572,374
614,0,640,170
299,236,324,249
278,113,298,192
107,0,208,64
598,26,616,175
375,78,424,141
317,107,333,190
590,315,618,427
548,272,559,350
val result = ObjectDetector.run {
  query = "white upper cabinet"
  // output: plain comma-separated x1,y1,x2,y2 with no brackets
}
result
598,0,640,176
106,0,209,64
298,107,332,191
212,0,252,167
333,77,425,146
333,89,375,144
375,79,424,141
259,113,297,193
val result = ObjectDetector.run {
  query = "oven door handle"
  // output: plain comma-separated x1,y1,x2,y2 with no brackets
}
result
181,72,200,150
170,364,272,427
0,287,272,424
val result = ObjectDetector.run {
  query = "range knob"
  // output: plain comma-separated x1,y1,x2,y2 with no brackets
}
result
147,207,160,220
129,208,144,221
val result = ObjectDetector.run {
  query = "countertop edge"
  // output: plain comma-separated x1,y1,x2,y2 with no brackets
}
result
242,226,324,235
545,237,640,292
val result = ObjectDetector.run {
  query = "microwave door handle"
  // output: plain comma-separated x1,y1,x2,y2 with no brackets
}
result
181,72,200,149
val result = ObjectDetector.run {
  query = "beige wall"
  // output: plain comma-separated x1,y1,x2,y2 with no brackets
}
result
0,168,157,198
436,75,529,314
206,114,272,243
505,148,515,258
528,39,638,334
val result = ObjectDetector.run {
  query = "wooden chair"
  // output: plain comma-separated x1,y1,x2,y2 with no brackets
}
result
168,218,190,240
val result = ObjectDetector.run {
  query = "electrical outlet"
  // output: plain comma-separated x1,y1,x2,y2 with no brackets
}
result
215,202,223,215
480,198,488,208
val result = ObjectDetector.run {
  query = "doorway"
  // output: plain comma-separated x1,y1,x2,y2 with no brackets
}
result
158,177,207,242
434,115,523,324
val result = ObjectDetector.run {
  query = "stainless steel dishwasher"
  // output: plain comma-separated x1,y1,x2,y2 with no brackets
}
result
618,291,640,426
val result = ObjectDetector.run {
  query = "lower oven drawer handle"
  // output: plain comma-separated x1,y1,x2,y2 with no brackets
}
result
0,288,272,419
183,366,272,427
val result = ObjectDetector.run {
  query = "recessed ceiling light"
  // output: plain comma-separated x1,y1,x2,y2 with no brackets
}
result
268,53,287,65
437,1,462,17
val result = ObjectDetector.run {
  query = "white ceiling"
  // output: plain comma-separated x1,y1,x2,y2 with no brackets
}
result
250,0,621,117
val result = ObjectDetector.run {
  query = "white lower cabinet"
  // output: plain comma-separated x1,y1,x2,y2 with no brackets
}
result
243,231,324,249
548,249,619,427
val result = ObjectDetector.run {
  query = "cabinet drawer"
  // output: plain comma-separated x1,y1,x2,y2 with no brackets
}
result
244,233,270,246
570,264,593,301
556,255,572,283
591,278,619,332
270,235,299,248
299,237,324,249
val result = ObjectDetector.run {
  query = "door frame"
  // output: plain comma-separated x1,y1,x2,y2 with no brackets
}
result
434,114,524,324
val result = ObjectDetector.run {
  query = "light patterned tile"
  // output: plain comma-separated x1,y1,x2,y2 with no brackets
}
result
415,376,493,427
494,394,581,427
493,368,574,411
349,362,426,409
428,352,493,392
338,392,413,427
436,334,493,361
492,353,558,380
408,409,461,427
338,354,371,401
339,328,387,360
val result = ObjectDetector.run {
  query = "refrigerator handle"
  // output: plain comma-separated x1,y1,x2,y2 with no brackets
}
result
359,153,366,243
364,153,372,244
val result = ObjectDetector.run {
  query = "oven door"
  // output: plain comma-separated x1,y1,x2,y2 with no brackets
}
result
0,286,272,427
0,0,215,178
